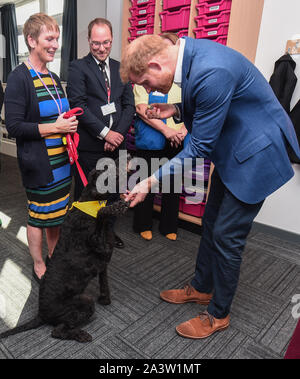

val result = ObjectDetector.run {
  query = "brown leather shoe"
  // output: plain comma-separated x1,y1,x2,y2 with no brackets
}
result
176,311,230,339
160,283,212,305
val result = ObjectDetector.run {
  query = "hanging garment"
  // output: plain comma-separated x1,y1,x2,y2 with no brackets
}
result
269,53,300,163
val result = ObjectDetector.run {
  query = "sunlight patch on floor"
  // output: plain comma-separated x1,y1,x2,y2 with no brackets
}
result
0,259,32,328
0,211,12,229
16,226,28,247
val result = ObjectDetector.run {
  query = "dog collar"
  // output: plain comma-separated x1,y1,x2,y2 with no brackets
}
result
70,201,107,218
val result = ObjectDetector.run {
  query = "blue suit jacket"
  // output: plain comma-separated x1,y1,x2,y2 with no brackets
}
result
158,38,300,204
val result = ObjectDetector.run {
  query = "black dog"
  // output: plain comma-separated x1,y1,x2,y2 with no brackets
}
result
0,163,129,343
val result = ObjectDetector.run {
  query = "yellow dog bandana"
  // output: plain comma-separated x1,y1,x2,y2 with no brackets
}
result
70,201,107,218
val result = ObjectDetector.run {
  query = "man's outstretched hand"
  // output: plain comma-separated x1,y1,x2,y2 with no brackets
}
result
124,175,159,208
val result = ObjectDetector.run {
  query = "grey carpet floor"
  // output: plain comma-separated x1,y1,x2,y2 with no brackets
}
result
0,153,299,359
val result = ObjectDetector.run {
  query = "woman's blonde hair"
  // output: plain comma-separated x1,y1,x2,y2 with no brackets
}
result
120,34,169,83
23,13,60,51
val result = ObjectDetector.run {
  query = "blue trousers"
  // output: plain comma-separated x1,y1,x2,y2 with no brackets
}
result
191,169,264,319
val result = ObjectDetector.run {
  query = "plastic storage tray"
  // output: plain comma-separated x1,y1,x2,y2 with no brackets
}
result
163,0,191,11
129,24,154,37
196,0,232,15
194,33,227,45
129,4,156,17
177,29,189,38
131,0,155,7
195,10,230,28
179,197,206,218
160,6,190,32
194,23,229,38
129,14,155,27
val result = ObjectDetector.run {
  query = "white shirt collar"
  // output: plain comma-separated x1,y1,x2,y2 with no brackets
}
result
174,38,185,88
92,55,110,70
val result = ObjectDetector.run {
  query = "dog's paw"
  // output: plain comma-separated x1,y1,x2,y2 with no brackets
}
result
98,295,111,305
117,199,130,215
74,330,93,343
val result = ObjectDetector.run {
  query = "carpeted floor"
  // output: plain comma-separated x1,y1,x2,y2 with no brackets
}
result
0,153,299,359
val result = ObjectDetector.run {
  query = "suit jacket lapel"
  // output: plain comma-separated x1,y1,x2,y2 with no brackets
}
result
109,59,118,101
85,53,107,93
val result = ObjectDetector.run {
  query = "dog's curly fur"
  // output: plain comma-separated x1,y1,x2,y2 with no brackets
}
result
0,164,129,343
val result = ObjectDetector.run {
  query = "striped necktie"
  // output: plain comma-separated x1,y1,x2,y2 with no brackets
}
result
99,61,110,91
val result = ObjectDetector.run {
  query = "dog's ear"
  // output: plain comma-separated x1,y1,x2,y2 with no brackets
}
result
114,153,133,173
87,169,102,185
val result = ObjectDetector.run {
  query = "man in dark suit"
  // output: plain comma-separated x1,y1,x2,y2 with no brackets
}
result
67,18,135,248
121,35,300,339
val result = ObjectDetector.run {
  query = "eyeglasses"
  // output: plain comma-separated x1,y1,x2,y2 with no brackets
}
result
89,40,112,48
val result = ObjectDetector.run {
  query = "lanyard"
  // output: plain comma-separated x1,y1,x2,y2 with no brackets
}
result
27,60,63,115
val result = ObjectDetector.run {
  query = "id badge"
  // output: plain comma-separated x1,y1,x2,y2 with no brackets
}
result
101,102,116,116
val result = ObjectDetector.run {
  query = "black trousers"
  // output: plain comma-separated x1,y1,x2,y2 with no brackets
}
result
133,144,181,235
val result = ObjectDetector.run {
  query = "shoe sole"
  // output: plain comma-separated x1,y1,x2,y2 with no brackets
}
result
160,295,211,305
176,323,230,339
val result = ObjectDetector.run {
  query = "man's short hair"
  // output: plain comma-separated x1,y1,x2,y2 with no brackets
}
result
23,13,59,52
120,35,168,83
88,18,113,38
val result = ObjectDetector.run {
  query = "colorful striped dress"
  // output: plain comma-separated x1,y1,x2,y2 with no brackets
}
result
26,65,72,228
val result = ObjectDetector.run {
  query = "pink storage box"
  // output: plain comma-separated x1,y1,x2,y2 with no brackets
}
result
129,25,154,37
177,29,189,38
179,197,206,218
194,23,229,38
196,0,232,15
194,32,227,45
129,14,155,27
163,0,191,11
131,0,155,7
129,4,156,17
195,10,230,28
160,6,190,32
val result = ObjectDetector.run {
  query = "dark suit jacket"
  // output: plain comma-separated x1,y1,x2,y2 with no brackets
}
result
66,53,135,152
5,63,65,188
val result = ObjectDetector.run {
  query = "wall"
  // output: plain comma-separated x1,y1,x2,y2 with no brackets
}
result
77,0,107,58
254,0,300,235
77,0,123,61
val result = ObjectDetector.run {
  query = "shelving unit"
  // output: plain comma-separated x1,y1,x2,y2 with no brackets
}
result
122,0,264,61
122,0,265,225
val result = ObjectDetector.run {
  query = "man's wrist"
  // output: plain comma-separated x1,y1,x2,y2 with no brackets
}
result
98,126,110,140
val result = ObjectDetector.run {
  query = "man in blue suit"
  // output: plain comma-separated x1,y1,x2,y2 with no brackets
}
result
121,35,300,339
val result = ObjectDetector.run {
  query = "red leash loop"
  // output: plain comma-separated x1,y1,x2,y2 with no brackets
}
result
63,108,88,187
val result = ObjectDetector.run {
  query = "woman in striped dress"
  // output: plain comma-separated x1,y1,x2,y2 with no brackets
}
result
5,13,78,283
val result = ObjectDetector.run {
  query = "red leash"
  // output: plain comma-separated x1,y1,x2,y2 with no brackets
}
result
62,108,88,187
